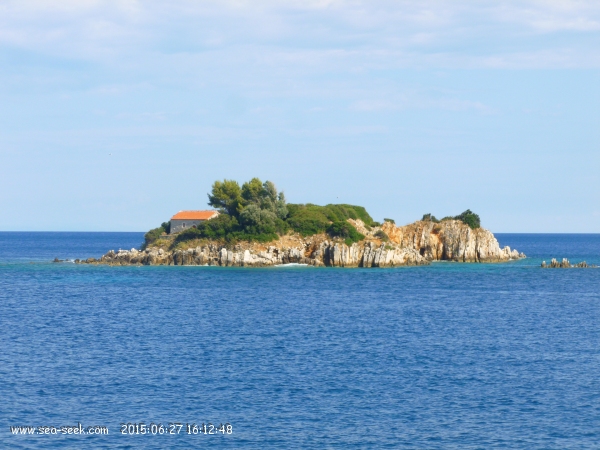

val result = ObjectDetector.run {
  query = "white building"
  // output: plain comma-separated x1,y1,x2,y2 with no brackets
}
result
170,210,219,234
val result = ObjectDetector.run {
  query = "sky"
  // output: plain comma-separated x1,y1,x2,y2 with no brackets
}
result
0,0,599,232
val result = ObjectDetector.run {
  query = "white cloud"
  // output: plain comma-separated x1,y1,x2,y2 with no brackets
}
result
491,0,600,32
1,0,599,68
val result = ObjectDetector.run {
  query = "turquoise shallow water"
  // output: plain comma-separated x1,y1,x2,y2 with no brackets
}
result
1,233,600,448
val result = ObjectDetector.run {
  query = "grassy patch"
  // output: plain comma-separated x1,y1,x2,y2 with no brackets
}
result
326,221,365,246
287,203,374,236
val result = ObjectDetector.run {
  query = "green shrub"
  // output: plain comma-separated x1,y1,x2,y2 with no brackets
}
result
322,204,373,224
173,226,202,244
173,213,281,245
287,217,329,236
427,210,481,229
422,213,440,223
374,229,389,242
198,214,239,238
326,221,365,246
286,205,330,236
454,209,481,229
371,221,381,227
142,223,169,249
239,204,289,235
383,218,395,224
286,203,374,236
290,221,327,236
173,214,236,245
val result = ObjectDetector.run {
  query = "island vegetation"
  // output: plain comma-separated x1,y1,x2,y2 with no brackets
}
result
421,210,481,229
143,177,482,249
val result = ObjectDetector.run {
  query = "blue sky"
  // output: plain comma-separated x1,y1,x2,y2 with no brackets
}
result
0,0,598,232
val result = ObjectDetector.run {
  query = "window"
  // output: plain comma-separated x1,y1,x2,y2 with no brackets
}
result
183,223,186,228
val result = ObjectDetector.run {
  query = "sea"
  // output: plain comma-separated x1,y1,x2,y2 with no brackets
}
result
1,232,600,449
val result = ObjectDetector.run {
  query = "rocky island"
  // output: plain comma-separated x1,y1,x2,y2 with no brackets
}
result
77,178,525,268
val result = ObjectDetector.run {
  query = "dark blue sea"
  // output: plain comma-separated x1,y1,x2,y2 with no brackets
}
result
2,233,600,449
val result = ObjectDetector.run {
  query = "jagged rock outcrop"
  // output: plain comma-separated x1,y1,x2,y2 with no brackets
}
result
379,219,523,263
78,218,524,267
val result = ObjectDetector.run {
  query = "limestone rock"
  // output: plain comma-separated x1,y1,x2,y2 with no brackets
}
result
381,219,524,263
79,217,524,268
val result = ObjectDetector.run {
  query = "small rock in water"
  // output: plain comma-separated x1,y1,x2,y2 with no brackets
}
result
542,258,595,268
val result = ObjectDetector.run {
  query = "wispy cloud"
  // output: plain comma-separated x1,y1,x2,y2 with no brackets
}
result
490,0,600,32
1,0,599,67
0,0,597,130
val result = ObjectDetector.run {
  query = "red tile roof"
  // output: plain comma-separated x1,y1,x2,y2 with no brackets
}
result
171,210,219,220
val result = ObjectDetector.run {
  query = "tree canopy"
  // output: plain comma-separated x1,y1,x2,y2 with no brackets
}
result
207,179,243,216
208,178,287,221
200,177,289,241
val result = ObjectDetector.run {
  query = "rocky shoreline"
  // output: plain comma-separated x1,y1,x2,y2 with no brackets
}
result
74,219,525,268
